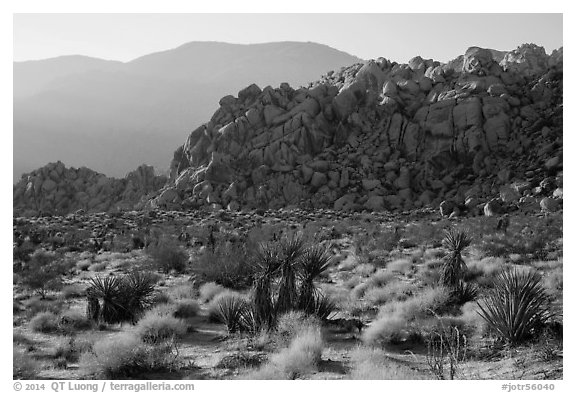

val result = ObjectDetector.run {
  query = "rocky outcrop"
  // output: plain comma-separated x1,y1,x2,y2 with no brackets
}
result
152,43,562,213
13,162,166,216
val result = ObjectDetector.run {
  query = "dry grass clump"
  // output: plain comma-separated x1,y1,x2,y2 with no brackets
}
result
363,286,452,345
387,258,413,274
76,259,91,271
199,282,226,303
352,263,376,277
134,308,188,344
349,346,426,379
366,269,395,288
246,322,324,379
169,283,197,300
351,282,369,299
173,299,201,319
79,332,181,378
364,280,415,306
273,311,322,348
88,261,107,272
29,311,59,333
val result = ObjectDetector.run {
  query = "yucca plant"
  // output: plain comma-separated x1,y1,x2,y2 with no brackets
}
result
440,229,472,288
217,295,250,334
311,292,337,321
275,235,305,315
252,243,281,329
86,272,157,324
120,272,158,322
477,268,553,345
86,276,126,324
298,245,332,314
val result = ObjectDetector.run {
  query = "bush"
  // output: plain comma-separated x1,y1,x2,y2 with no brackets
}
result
191,241,254,289
76,259,91,271
79,333,181,378
168,283,196,300
363,286,452,346
274,311,321,348
199,282,226,303
207,291,242,322
26,298,65,317
58,309,93,332
209,292,255,334
88,261,107,272
268,326,323,379
477,269,554,345
134,311,188,344
30,311,59,333
18,249,71,298
60,285,86,299
173,300,200,319
147,237,188,273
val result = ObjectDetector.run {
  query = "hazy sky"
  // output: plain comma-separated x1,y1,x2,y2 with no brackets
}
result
14,14,563,63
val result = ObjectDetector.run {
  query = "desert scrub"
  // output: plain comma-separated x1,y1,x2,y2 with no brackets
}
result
477,268,554,345
198,282,226,303
146,236,188,273
364,280,415,306
79,333,181,378
273,311,322,348
17,249,73,299
30,311,60,333
248,324,324,379
363,286,452,345
173,299,200,319
134,308,188,344
350,346,426,379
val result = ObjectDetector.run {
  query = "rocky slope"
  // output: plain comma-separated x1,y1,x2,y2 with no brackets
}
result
151,44,562,215
13,162,166,216
13,43,563,217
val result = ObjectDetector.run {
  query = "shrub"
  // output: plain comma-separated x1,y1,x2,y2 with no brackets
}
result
134,311,188,344
60,285,86,299
147,237,188,273
88,261,107,272
18,249,71,298
366,269,395,289
169,283,196,301
79,333,181,378
76,259,91,271
30,311,59,333
191,241,254,289
268,326,323,379
477,269,553,345
58,309,93,332
199,282,226,303
26,298,65,317
387,258,413,274
274,311,321,348
364,287,452,346
173,300,200,319
275,236,305,315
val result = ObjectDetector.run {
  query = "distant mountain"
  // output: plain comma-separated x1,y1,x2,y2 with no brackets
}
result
13,42,363,182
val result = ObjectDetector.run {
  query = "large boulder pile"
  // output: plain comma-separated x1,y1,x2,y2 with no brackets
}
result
152,43,562,213
13,162,167,216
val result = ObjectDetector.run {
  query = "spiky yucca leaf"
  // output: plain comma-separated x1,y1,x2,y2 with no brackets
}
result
477,269,553,345
440,229,472,288
252,242,281,329
298,245,332,313
218,295,250,334
312,292,337,321
276,235,305,315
